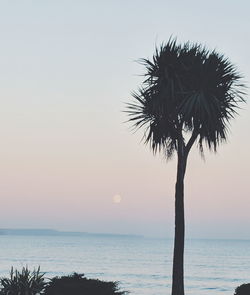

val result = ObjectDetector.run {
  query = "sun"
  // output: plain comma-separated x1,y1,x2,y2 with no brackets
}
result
113,194,122,204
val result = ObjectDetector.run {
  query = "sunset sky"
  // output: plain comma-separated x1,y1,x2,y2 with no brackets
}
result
0,1,249,238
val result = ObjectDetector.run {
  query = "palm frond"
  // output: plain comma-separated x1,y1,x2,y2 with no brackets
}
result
127,37,246,157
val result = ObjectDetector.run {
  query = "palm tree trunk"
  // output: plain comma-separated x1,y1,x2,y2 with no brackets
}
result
171,141,187,295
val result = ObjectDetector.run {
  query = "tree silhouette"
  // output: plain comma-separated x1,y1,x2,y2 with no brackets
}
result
127,38,245,295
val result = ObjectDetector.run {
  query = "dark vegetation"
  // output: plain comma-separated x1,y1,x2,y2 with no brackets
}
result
43,273,127,295
0,266,45,295
1,266,249,294
235,284,250,295
0,267,127,295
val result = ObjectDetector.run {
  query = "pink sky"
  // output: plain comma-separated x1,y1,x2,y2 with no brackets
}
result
0,1,249,238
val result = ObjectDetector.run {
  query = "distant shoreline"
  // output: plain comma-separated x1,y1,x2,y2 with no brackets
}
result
0,228,144,238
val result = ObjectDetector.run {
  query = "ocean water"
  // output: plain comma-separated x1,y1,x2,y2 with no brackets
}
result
0,235,249,295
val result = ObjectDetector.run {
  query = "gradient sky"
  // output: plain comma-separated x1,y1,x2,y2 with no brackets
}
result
0,1,249,238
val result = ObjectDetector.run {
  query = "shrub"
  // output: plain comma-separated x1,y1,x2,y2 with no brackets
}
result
0,266,46,295
235,284,250,295
43,273,127,295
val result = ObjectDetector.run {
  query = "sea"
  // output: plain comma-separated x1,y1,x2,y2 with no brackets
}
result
0,234,249,295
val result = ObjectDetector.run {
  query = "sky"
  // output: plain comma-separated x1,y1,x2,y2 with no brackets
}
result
0,0,249,239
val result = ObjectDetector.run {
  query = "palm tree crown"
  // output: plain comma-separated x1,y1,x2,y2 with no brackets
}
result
127,39,245,157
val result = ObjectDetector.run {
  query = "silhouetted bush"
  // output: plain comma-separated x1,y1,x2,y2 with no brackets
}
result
235,283,250,295
0,266,45,295
43,273,128,295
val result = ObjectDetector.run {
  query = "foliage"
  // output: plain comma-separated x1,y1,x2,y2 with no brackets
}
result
127,38,245,157
0,266,46,295
43,273,128,295
126,37,246,295
235,283,250,295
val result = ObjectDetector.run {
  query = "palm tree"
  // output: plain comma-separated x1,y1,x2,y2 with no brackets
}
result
126,39,245,295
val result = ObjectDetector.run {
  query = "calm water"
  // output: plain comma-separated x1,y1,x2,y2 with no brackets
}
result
0,235,249,295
